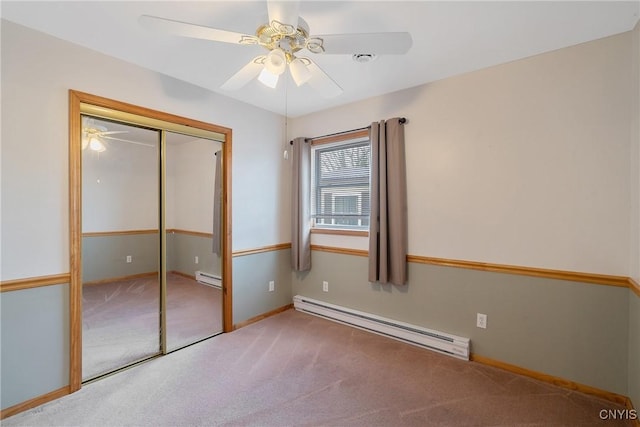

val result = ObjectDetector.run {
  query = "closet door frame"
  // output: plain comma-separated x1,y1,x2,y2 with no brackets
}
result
69,90,233,392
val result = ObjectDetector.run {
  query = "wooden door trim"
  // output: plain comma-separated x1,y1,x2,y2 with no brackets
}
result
69,90,233,392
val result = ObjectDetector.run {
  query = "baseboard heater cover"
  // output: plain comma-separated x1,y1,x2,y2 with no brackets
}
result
293,295,469,360
195,271,221,289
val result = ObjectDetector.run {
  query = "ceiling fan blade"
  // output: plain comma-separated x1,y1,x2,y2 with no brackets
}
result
139,15,258,45
305,59,343,98
220,56,267,91
313,32,412,55
267,0,300,35
102,136,156,148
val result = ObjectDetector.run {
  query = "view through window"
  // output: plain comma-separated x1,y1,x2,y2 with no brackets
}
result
311,137,370,230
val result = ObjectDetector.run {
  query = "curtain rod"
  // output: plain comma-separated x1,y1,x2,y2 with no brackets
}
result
289,117,407,145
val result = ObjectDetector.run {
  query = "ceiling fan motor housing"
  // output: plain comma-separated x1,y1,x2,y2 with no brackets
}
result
257,17,315,61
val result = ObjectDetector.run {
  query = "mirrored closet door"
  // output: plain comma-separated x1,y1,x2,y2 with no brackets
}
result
72,93,232,386
165,132,224,351
81,117,161,380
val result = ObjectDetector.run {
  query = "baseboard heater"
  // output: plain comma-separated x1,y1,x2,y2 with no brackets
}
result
293,295,469,360
195,271,222,289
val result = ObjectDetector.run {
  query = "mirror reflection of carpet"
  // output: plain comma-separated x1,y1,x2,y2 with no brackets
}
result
82,272,222,380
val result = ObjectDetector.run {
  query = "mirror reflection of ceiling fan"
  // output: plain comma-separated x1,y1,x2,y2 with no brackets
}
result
139,0,412,97
82,117,154,152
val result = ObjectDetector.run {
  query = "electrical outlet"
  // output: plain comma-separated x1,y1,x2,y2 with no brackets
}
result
126,255,132,263
195,256,199,264
322,281,329,292
268,280,275,292
477,313,487,329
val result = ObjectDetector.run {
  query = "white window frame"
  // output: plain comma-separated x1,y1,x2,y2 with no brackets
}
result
310,134,371,232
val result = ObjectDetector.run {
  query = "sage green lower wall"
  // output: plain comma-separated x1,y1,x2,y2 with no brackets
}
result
0,232,221,411
82,232,222,283
167,232,221,278
232,248,292,325
629,291,640,406
292,250,629,396
0,284,69,410
82,234,159,283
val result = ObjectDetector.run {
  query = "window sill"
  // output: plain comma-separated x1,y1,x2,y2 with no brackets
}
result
311,228,369,237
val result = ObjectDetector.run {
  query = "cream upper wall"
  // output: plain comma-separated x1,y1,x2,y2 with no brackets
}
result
82,125,159,233
166,137,222,233
2,19,635,279
0,20,289,280
83,133,222,234
631,20,640,284
292,31,633,276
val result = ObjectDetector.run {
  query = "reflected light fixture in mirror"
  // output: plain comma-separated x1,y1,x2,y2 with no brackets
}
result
89,137,106,152
82,135,106,152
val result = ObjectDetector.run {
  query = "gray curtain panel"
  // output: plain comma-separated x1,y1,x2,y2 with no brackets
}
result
291,137,311,271
368,118,408,285
212,150,222,255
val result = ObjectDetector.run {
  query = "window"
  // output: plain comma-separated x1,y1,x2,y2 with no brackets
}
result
311,136,370,230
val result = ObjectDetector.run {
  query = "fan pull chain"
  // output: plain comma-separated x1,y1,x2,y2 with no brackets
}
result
283,74,290,160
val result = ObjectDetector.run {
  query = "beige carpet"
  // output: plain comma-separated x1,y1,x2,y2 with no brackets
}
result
83,272,222,379
5,309,632,426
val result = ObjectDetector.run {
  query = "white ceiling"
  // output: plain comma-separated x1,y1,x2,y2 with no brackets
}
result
2,1,639,117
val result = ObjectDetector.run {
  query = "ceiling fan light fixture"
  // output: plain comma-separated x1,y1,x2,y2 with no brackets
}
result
265,48,287,75
258,67,279,88
140,8,412,98
289,58,311,86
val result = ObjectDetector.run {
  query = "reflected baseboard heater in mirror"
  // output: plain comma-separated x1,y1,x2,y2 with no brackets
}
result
293,295,470,360
195,271,222,289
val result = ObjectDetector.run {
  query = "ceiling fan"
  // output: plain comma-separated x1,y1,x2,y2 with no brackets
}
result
139,1,412,97
82,117,154,152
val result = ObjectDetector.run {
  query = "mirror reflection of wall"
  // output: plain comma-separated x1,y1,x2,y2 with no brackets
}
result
81,116,161,380
80,117,226,379
165,132,224,351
